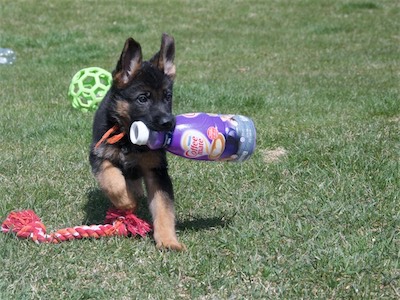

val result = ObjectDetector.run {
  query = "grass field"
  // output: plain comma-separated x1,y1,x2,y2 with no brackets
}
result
0,0,399,299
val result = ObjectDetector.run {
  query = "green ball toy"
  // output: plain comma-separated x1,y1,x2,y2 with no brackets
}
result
68,67,112,112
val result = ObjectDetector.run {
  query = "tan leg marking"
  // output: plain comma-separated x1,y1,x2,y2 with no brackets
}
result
96,160,138,211
145,174,185,251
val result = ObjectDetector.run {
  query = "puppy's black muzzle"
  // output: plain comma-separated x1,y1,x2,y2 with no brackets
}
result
156,115,176,131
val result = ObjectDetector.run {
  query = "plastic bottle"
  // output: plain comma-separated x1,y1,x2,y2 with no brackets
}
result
0,48,16,65
130,113,256,162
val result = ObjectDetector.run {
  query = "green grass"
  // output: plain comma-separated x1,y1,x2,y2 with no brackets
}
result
1,0,399,298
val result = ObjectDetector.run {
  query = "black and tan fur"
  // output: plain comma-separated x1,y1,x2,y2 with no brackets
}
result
89,33,184,250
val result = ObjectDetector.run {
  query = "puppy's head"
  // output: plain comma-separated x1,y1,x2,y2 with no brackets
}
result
111,33,176,132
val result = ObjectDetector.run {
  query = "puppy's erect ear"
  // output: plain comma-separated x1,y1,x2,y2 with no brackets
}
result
113,38,142,87
150,33,176,79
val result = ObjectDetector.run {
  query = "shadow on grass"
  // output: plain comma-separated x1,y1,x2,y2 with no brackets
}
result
84,188,233,232
83,188,110,225
177,215,234,232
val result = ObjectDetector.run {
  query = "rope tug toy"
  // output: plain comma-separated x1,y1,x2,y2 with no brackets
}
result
1,208,151,243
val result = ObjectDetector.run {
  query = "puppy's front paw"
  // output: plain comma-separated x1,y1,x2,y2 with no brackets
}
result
156,239,186,251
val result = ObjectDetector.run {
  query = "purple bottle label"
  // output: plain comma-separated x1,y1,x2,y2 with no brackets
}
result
167,113,256,161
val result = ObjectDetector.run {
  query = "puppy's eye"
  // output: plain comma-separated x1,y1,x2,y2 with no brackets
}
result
137,94,148,104
164,92,172,103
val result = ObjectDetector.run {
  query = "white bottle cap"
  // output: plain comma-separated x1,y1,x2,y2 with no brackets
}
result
130,121,150,145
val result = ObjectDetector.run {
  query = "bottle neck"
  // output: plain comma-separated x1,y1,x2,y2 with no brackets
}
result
130,121,171,150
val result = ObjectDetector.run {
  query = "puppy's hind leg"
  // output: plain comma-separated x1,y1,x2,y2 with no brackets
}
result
96,160,138,211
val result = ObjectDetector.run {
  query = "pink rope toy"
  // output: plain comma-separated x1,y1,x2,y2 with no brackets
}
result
1,208,152,244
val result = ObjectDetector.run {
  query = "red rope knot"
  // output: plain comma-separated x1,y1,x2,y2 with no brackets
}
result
104,208,152,237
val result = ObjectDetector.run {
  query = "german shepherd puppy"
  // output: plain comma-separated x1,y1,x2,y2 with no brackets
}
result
89,33,184,251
